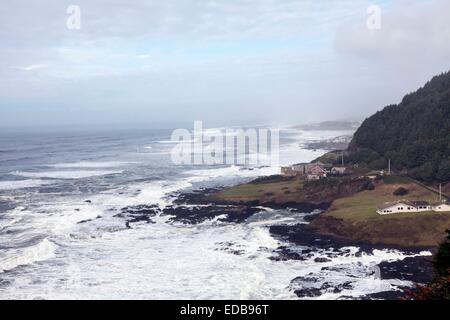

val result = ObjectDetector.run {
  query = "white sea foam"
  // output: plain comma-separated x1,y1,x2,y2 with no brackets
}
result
90,165,277,212
0,179,53,190
286,246,432,300
12,170,123,179
185,165,279,181
0,207,25,231
0,239,57,273
25,204,104,235
0,127,427,300
0,209,430,299
50,161,134,168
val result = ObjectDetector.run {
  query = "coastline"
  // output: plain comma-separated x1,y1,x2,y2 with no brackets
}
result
171,184,438,252
155,185,435,299
198,172,450,248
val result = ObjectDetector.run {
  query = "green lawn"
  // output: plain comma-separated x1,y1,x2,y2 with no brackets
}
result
327,180,442,222
318,180,450,246
212,177,306,204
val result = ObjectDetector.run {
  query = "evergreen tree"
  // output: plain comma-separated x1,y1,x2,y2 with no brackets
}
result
348,70,450,182
434,230,450,277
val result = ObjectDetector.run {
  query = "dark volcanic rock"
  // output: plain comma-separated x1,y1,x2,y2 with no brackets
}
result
378,256,434,284
269,223,432,253
294,287,323,298
119,204,160,227
314,257,332,263
320,281,354,293
269,224,355,251
215,242,246,255
360,289,410,300
290,275,356,298
271,247,312,261
162,205,260,224
78,219,93,224
174,188,222,205
175,189,331,212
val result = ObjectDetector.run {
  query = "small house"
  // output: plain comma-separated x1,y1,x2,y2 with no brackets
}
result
331,167,349,176
376,200,433,215
309,165,327,177
281,162,329,179
377,201,418,215
306,165,327,180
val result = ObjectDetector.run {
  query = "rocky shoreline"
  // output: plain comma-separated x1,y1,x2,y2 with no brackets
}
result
116,185,436,300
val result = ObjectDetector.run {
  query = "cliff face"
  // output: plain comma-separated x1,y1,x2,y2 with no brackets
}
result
348,70,450,182
310,213,450,248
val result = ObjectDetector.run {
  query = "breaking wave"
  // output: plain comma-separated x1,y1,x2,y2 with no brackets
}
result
0,239,57,273
12,170,123,179
0,179,54,190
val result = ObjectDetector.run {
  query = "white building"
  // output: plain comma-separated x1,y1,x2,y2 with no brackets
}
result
281,163,329,179
377,201,420,215
432,203,450,212
377,200,450,215
331,167,349,176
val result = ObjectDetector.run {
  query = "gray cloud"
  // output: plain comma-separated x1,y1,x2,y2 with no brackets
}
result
1,0,449,128
335,0,450,92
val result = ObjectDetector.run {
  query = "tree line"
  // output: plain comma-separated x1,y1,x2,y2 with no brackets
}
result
347,70,450,183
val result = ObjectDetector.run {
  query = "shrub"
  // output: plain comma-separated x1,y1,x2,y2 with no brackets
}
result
366,182,375,191
358,179,375,192
404,230,450,300
393,187,409,196
434,230,450,277
368,158,388,170
404,275,450,300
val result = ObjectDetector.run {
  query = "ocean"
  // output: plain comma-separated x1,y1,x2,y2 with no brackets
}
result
0,126,431,299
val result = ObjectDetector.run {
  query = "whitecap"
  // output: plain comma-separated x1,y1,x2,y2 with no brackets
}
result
50,161,135,168
0,239,57,273
0,179,54,190
185,165,279,181
12,170,123,179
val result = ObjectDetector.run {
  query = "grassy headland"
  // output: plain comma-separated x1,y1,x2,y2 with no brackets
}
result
312,176,450,247
209,173,450,247
209,175,373,207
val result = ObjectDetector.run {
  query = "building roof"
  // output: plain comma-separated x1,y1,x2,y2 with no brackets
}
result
431,202,450,206
410,201,431,207
377,202,400,210
309,165,327,174
377,200,430,211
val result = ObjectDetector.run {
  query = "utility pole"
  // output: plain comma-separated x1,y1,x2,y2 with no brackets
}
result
341,152,345,167
440,184,442,202
388,159,391,175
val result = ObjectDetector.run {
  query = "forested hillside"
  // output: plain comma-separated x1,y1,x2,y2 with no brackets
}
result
348,70,450,182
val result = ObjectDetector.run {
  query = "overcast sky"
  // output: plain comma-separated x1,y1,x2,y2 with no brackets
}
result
1,0,450,129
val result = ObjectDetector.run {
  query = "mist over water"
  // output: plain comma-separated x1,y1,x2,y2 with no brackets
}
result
0,126,430,299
